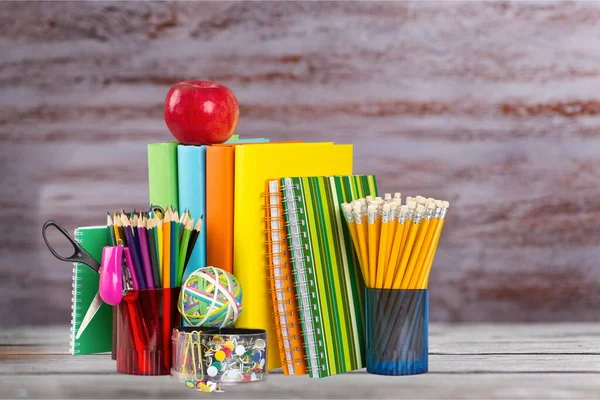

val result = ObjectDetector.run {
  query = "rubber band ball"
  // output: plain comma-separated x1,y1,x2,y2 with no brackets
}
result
178,266,243,328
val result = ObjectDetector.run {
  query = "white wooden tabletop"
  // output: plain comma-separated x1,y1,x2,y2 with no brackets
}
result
2,323,599,399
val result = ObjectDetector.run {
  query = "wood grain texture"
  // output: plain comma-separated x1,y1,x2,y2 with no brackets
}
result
1,324,599,399
1,1,600,326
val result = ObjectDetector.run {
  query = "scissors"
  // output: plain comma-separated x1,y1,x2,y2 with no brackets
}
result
42,220,105,339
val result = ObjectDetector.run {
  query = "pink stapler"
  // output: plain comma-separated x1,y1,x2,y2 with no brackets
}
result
99,243,139,306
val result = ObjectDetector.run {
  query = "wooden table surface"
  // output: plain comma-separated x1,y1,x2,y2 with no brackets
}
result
2,324,599,399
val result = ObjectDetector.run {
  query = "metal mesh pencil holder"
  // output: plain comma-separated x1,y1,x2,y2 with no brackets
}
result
365,288,429,375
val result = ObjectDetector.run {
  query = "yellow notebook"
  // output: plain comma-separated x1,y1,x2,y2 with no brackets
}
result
233,142,353,371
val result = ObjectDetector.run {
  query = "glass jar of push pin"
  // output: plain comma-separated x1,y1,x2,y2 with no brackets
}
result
171,327,267,389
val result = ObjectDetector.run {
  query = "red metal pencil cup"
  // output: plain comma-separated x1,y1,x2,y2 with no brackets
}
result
117,287,181,375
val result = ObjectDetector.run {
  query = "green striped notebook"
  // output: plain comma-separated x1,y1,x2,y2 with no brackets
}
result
281,175,378,377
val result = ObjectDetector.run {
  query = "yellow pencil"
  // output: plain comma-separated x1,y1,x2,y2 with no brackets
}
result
155,213,163,283
385,200,399,269
367,205,379,288
419,201,449,289
393,204,424,289
162,209,171,288
384,205,408,289
113,212,121,243
375,203,391,288
400,200,416,253
413,200,442,289
406,200,436,289
354,203,369,287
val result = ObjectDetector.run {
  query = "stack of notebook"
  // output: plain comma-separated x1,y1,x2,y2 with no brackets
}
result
146,136,268,277
266,175,378,377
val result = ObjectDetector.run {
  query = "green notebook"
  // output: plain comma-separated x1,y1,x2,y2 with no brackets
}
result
148,142,179,210
281,175,377,377
70,225,112,355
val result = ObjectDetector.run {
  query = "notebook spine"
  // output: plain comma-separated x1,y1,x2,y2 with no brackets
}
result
70,229,84,355
281,179,326,377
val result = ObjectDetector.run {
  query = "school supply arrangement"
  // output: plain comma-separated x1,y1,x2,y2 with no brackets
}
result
41,80,453,393
341,195,450,376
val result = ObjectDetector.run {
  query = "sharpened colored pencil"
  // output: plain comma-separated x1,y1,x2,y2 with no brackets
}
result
177,218,193,286
138,215,154,289
121,214,146,289
184,217,202,270
170,210,179,288
162,209,171,288
146,217,160,288
107,213,116,246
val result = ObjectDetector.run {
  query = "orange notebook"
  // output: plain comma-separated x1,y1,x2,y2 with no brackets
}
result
206,145,236,273
206,139,268,272
265,179,307,375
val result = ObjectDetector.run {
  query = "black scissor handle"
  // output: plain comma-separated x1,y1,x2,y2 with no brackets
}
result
42,220,100,272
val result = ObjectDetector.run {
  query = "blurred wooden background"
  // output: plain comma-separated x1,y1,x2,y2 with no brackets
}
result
1,1,600,327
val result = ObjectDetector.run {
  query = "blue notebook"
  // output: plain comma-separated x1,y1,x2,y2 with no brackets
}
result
178,145,207,276
178,138,270,278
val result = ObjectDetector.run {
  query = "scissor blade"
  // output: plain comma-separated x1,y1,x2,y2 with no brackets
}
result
75,292,103,340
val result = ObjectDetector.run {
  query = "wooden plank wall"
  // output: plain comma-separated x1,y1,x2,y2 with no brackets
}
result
2,1,600,326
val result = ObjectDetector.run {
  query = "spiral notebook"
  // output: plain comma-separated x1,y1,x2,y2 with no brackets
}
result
281,175,378,377
265,179,307,375
70,225,112,355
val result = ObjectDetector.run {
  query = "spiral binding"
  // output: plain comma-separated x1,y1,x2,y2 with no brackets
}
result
280,178,325,377
69,229,84,355
265,182,308,375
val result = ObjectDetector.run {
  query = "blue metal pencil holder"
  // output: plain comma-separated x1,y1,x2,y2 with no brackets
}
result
365,288,429,375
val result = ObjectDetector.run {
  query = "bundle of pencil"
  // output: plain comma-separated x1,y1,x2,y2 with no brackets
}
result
341,193,449,289
106,207,203,289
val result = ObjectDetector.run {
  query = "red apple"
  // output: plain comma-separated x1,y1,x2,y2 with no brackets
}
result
164,80,239,145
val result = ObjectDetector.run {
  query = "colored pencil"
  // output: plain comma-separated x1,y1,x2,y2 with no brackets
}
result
170,210,179,288
177,218,193,285
137,215,155,289
146,217,160,288
162,209,172,289
131,214,147,288
120,214,146,289
107,213,116,246
154,213,163,285
184,217,202,270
